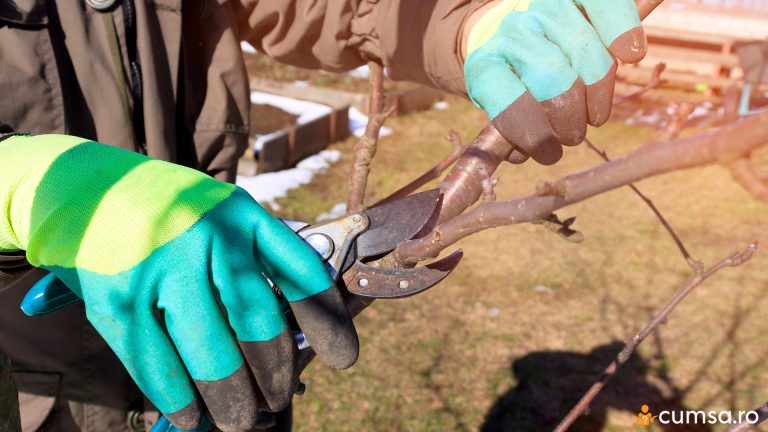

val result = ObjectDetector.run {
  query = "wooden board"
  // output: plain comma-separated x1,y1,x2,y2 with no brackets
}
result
618,65,768,91
254,105,351,174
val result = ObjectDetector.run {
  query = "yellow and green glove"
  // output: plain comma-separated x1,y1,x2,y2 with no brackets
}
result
464,0,646,164
0,134,358,431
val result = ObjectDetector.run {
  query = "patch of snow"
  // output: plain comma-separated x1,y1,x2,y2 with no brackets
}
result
690,105,711,119
347,65,370,79
633,111,664,126
316,203,347,222
348,106,393,138
237,150,342,210
292,80,310,88
533,285,555,294
433,101,450,110
241,41,257,54
346,65,390,79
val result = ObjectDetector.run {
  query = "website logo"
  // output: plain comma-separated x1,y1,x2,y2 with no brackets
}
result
634,404,759,427
634,405,656,427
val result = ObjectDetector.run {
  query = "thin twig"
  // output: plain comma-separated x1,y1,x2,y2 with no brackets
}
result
553,242,758,432
480,172,498,203
614,62,668,106
661,101,695,141
375,130,464,206
347,62,393,213
584,137,702,272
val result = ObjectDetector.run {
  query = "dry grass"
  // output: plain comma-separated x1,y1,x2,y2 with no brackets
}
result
270,94,768,432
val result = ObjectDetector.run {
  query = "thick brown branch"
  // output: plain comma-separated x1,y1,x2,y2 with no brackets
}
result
554,242,758,432
584,138,702,272
435,124,516,224
395,110,768,265
375,130,464,206
347,62,391,213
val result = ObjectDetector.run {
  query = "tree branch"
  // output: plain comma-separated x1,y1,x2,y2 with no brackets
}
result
347,62,393,213
434,124,516,225
394,110,768,265
553,242,758,432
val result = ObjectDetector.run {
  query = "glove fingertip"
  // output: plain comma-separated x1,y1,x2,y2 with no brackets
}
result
163,399,203,431
541,79,588,147
240,328,298,412
586,62,618,127
492,92,564,166
507,148,530,165
609,26,648,65
194,365,259,432
291,288,359,370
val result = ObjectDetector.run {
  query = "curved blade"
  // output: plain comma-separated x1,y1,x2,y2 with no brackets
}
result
356,188,441,258
343,250,463,299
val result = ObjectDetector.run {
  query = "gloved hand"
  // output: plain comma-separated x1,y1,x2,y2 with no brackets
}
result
0,134,358,431
462,0,647,164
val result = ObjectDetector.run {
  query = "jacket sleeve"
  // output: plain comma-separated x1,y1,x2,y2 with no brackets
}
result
232,0,488,96
0,121,16,141
0,122,34,293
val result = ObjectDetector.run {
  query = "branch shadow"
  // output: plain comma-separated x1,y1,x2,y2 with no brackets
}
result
480,341,712,432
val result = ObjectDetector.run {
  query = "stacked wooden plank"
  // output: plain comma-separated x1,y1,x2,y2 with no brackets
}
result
618,0,768,92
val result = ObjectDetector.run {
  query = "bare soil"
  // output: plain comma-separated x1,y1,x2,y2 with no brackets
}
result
250,103,299,135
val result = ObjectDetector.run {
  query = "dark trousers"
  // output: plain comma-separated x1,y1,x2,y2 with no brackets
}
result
0,269,144,432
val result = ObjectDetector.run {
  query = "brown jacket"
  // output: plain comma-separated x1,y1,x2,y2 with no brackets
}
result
0,0,484,430
0,0,477,183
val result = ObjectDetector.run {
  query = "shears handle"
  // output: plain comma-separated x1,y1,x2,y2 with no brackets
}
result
20,273,80,316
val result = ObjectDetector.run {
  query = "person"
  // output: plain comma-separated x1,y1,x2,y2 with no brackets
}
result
0,0,647,431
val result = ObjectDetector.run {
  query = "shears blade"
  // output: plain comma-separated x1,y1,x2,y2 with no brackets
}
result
355,188,440,258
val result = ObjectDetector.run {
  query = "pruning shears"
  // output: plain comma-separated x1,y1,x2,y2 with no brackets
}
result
20,188,463,432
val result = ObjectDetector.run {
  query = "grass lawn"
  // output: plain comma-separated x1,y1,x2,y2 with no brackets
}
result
268,93,768,432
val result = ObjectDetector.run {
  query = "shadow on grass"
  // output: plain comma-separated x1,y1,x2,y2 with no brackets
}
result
480,341,712,432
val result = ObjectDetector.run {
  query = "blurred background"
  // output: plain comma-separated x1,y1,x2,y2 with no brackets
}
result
236,1,768,430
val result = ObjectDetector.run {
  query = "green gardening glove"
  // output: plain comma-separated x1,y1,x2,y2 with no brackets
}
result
0,134,358,431
463,0,647,164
